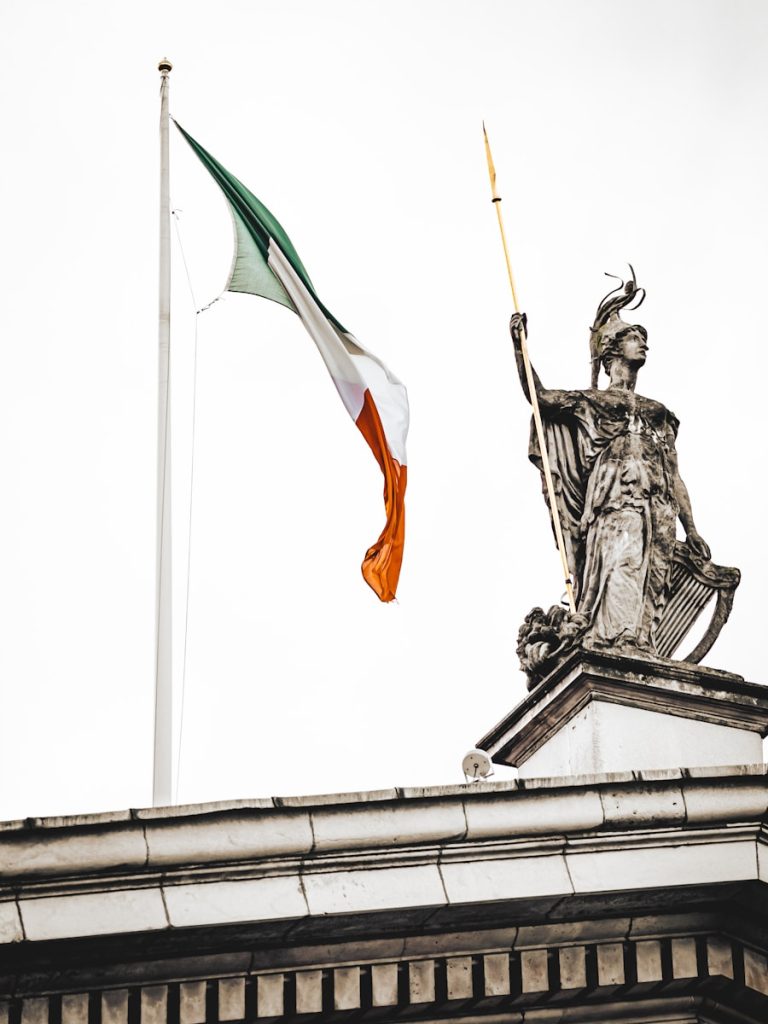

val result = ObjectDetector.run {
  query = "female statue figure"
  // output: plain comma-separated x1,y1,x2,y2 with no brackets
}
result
511,271,711,657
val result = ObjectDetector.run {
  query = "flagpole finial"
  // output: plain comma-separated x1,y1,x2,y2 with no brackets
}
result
158,58,173,76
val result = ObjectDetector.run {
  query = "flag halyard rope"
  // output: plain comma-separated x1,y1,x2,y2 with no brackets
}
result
171,209,203,805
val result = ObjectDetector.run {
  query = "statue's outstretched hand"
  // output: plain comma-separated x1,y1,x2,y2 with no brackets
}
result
509,312,528,347
687,529,711,561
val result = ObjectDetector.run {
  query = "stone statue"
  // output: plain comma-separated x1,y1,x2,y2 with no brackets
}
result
513,270,739,687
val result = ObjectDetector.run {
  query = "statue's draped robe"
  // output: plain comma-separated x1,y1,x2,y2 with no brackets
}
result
530,388,680,650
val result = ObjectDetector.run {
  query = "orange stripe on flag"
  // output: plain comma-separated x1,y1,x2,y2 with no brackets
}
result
355,390,407,602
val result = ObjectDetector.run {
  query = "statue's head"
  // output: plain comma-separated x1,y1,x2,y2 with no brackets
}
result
590,267,646,387
599,323,648,376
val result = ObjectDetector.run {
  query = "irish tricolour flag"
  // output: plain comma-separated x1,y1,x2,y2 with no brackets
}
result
175,123,409,602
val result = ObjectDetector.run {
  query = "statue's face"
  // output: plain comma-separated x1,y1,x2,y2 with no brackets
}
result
619,328,648,366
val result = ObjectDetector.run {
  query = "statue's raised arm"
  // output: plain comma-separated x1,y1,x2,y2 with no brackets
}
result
515,269,740,687
509,312,575,414
509,313,538,402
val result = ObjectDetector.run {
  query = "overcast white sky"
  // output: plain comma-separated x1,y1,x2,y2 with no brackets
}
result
0,0,766,819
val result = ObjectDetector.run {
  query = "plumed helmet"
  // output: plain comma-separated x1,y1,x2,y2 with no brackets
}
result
590,266,646,387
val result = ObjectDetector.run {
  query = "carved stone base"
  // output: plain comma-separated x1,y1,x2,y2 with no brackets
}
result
478,649,768,777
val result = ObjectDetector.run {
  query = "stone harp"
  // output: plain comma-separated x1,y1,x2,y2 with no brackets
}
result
654,542,740,663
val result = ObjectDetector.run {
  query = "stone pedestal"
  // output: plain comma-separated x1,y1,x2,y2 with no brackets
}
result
477,649,768,778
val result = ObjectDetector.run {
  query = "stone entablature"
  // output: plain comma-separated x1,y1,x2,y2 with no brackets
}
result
2,929,767,1023
2,765,768,944
2,766,768,1022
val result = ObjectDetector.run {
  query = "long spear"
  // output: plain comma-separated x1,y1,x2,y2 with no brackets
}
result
483,124,576,613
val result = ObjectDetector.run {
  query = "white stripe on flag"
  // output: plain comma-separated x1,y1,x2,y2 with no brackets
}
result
267,242,408,465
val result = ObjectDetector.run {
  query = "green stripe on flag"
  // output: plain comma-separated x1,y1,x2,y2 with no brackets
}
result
175,122,348,333
229,206,294,308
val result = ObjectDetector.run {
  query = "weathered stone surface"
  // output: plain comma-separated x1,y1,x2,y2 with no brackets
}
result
596,943,625,987
558,946,586,989
400,782,519,800
101,990,128,1024
278,789,399,808
371,964,398,1006
686,763,767,778
21,999,48,1024
600,781,685,827
635,939,663,982
517,919,629,948
402,928,518,958
483,953,510,996
147,812,313,867
163,877,307,928
758,839,768,882
408,961,435,1003
521,770,636,789
441,853,572,904
464,788,603,839
332,967,359,1010
566,835,757,894
303,864,445,916
445,956,473,1000
217,979,244,1021
637,768,684,781
520,949,549,993
744,948,768,995
311,801,465,852
179,982,206,1024
256,975,284,1018
140,987,167,1024
684,779,768,824
20,889,167,941
294,971,322,1014
707,936,734,979
671,937,698,978
60,994,88,1024
516,605,589,687
628,911,713,940
527,701,763,779
13,810,133,829
0,901,22,943
0,827,147,879
253,936,403,970
135,799,275,820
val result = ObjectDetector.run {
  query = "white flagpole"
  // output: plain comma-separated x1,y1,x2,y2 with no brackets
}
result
154,58,173,806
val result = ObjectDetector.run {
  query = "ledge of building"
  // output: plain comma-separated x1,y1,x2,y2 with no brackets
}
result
1,763,767,872
4,761,767,833
0,764,767,949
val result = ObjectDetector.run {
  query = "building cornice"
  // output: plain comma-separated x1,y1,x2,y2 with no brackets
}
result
1,766,767,948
